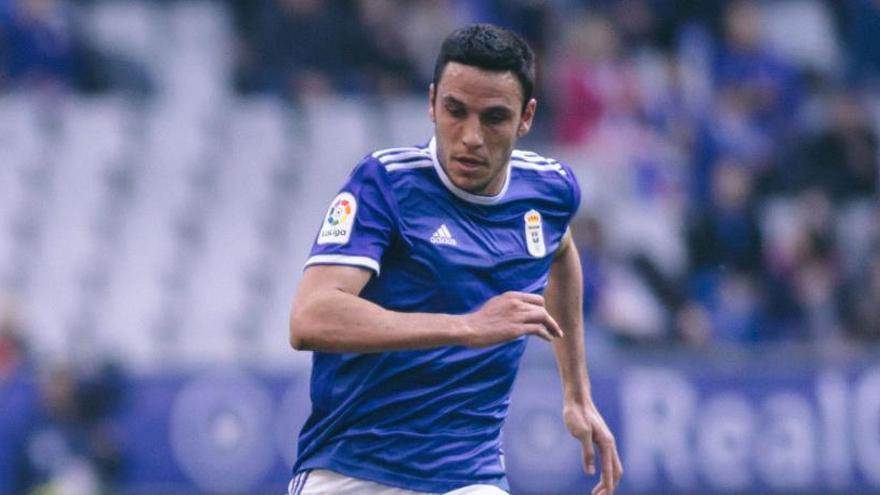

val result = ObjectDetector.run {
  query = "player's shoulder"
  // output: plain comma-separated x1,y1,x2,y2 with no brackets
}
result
346,144,433,187
510,148,577,185
367,144,433,173
510,147,580,211
347,144,434,194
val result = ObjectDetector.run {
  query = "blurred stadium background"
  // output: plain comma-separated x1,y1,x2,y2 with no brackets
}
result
0,0,879,493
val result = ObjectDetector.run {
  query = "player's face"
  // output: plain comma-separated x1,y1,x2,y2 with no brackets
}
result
430,62,536,195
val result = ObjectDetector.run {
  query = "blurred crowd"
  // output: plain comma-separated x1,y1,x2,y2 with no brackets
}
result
0,297,125,495
537,0,880,348
1,0,879,351
1,3,877,492
0,0,151,94
228,0,880,348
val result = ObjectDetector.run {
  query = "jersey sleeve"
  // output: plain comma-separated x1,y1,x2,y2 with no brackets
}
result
304,158,397,276
561,162,582,225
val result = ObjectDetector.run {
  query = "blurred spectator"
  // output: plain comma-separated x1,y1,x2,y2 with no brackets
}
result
761,191,846,341
0,0,75,90
688,157,763,275
831,0,880,83
790,245,843,340
575,215,607,320
235,0,361,98
652,1,726,53
0,0,152,94
790,89,879,202
686,157,766,343
398,0,461,85
843,247,880,339
610,0,661,53
353,0,421,95
552,13,641,146
12,364,125,495
497,0,553,58
690,0,801,206
234,0,421,100
692,85,776,201
714,0,800,135
229,0,263,92
643,54,703,154
0,297,27,381
573,214,672,345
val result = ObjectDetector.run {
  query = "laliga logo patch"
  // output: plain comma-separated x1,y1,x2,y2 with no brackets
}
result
318,192,356,245
524,209,546,257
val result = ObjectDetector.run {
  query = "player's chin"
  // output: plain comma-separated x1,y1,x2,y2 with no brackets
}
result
447,164,489,189
449,172,489,194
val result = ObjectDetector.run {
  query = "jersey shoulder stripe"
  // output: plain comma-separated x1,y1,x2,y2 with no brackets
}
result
372,146,421,158
372,147,430,164
511,150,559,165
511,160,567,176
515,150,541,157
372,146,431,173
385,159,433,172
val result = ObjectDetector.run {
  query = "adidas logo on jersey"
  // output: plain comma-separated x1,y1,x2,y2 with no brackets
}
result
430,224,457,246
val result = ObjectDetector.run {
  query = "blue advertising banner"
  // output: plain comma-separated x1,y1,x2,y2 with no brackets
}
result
2,356,879,495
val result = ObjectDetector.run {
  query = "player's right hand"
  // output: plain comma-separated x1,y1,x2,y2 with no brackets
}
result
459,291,564,347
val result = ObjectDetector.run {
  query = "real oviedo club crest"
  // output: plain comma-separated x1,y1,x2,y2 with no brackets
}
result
318,192,357,245
524,209,546,257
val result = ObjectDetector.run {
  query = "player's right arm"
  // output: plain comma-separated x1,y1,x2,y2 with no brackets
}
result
289,265,562,353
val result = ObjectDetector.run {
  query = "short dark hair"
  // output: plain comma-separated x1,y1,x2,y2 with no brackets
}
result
432,24,535,109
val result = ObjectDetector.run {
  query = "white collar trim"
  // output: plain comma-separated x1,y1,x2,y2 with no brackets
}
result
428,137,510,205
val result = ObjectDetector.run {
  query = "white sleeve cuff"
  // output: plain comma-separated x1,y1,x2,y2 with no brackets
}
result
304,254,381,275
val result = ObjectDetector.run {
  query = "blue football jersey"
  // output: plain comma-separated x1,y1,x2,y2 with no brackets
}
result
293,138,581,492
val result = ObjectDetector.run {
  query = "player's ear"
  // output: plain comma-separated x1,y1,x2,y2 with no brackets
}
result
517,98,537,137
428,84,436,123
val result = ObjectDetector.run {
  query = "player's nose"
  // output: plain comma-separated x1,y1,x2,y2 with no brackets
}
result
461,115,484,149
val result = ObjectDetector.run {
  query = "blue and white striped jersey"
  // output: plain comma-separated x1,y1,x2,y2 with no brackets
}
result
293,137,581,493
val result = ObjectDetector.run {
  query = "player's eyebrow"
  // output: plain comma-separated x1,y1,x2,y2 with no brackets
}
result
481,106,513,118
441,95,467,108
441,95,514,117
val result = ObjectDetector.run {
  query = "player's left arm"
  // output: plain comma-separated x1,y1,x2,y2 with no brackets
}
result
545,230,623,495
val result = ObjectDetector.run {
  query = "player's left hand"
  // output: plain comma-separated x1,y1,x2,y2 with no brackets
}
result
563,401,623,495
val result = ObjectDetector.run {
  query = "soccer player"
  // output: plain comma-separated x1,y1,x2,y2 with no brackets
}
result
288,24,623,495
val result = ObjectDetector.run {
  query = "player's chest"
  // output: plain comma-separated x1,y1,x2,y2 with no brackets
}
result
395,200,559,269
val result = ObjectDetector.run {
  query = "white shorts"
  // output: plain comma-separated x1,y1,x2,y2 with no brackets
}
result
288,469,508,495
